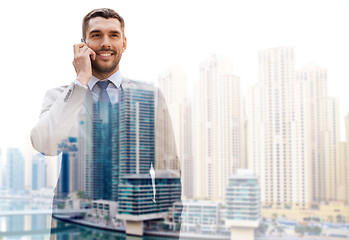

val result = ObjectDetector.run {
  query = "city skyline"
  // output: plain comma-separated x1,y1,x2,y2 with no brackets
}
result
3,46,349,238
1,0,349,149
2,2,349,238
2,44,347,199
4,46,349,200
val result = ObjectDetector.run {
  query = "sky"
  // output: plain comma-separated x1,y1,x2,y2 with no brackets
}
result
1,0,349,150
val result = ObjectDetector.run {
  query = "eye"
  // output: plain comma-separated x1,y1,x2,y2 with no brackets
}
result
91,33,101,38
111,34,119,38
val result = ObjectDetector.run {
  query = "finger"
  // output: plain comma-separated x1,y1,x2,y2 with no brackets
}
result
91,50,96,60
79,45,89,54
86,48,96,60
73,43,86,55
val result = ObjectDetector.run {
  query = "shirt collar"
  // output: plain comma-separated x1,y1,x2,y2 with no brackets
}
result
88,70,122,90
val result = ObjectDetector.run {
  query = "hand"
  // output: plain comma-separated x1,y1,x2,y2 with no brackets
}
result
72,43,96,86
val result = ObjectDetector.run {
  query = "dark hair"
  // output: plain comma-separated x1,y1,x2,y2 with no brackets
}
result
82,8,125,39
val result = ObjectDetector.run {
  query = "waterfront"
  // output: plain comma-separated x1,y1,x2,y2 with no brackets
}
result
1,217,178,240
2,197,349,239
0,198,186,240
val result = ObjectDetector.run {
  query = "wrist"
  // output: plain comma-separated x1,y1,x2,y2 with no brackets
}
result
76,74,90,86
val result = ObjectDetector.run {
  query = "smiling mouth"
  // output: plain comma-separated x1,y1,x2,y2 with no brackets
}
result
98,53,113,57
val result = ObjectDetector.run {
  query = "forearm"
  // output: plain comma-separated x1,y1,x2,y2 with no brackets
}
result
31,82,87,156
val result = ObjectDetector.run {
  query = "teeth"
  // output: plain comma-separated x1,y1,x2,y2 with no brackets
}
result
100,53,111,56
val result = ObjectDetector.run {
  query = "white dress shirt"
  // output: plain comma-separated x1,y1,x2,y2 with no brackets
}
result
74,70,122,104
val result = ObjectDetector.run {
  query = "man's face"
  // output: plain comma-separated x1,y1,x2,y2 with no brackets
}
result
85,17,127,77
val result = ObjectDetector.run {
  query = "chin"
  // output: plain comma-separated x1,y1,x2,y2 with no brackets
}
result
92,62,118,75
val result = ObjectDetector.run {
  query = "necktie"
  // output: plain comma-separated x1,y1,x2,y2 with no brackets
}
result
97,80,111,122
96,80,112,199
97,80,111,103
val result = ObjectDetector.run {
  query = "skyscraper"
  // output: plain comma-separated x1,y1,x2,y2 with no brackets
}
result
118,87,155,176
159,68,194,199
84,100,115,201
56,137,79,198
338,141,348,202
247,47,311,209
6,148,25,192
297,64,339,202
343,113,349,203
0,148,3,189
194,54,242,199
83,85,157,201
32,153,47,191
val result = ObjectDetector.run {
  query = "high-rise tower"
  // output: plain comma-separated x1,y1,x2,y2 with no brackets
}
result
159,68,194,199
247,47,311,209
194,54,241,199
6,148,25,192
297,65,339,202
32,153,47,191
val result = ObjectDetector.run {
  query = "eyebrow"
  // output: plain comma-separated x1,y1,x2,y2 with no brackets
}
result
88,30,121,36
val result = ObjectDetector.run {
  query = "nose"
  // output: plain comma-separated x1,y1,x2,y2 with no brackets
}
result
100,36,111,49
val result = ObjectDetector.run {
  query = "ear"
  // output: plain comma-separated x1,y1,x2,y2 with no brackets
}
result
122,36,127,53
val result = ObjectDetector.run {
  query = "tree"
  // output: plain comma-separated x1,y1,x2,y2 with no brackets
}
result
272,213,278,220
195,223,201,233
295,225,322,236
336,214,344,223
159,222,169,231
105,214,110,226
311,226,322,234
257,223,268,235
175,222,181,231
57,202,65,209
295,225,306,236
276,226,284,236
284,204,291,209
328,215,334,223
77,191,86,199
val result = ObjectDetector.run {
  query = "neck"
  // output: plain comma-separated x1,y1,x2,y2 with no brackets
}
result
92,67,119,80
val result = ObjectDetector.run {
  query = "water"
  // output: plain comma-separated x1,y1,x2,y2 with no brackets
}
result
0,199,182,240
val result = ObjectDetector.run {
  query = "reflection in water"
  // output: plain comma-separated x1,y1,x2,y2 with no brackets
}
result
0,199,184,240
1,217,182,240
52,219,177,240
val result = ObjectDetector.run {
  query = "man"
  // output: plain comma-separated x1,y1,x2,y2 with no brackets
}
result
31,8,181,238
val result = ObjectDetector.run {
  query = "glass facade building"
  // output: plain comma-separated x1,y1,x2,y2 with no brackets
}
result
226,169,260,228
56,137,78,199
118,88,155,176
6,148,25,193
85,87,155,202
118,171,181,220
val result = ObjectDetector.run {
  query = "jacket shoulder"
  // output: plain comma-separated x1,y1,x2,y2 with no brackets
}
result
45,85,69,97
122,78,156,91
41,85,71,112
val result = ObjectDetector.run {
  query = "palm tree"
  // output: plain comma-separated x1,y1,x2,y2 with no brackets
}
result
105,214,110,226
77,191,86,199
276,226,284,236
195,223,201,233
272,213,278,220
336,214,344,223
